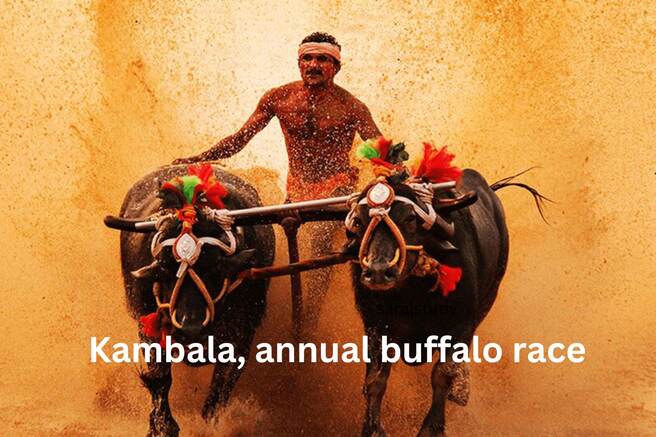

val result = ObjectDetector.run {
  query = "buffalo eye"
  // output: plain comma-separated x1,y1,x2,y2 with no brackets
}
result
155,263,176,281
403,214,417,230
159,190,183,209
351,216,364,233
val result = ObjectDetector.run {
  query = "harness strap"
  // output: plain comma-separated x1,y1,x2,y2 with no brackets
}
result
152,271,244,330
345,191,454,237
198,235,236,256
152,232,236,258
188,268,215,323
358,215,382,262
168,268,187,328
357,208,424,274
395,196,436,230
382,214,409,273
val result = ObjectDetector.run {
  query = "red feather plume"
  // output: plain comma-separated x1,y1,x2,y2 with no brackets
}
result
370,157,394,169
188,163,214,183
375,137,393,162
412,143,463,183
187,163,228,208
438,264,462,297
139,312,171,347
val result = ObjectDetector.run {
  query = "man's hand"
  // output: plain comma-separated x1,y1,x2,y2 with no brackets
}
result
173,90,275,167
353,99,382,140
172,155,201,165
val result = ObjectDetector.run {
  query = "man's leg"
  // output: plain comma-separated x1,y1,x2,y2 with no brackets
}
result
303,185,352,332
304,219,341,331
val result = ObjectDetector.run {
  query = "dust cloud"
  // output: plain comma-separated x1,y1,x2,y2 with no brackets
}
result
0,1,654,435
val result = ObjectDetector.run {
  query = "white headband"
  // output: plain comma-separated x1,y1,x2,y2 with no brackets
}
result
298,42,341,63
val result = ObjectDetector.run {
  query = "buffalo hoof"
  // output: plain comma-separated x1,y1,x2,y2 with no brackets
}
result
362,424,387,437
447,363,470,406
417,423,445,437
201,401,222,423
147,407,179,437
146,420,179,437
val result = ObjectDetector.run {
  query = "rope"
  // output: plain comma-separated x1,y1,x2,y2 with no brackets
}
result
188,268,216,323
373,165,393,178
411,183,434,205
357,207,423,274
410,249,441,292
177,204,197,230
201,206,235,230
151,271,242,329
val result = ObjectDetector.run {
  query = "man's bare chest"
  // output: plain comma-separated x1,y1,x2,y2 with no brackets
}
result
274,98,355,135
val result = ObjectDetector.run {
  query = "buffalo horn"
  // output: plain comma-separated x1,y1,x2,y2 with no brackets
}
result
130,260,159,279
104,215,157,232
436,191,478,213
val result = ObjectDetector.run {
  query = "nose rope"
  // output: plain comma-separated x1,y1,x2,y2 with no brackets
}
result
167,268,187,328
188,268,215,324
152,267,243,329
358,207,423,274
358,215,382,264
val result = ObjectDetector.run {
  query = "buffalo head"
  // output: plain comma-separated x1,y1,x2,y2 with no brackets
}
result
133,215,256,344
346,178,472,291
127,164,258,345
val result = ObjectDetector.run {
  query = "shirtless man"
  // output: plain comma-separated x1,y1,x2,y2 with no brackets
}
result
176,32,381,199
175,32,382,327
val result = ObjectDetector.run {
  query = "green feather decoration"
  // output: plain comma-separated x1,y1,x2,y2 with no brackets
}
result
356,139,380,160
180,175,202,204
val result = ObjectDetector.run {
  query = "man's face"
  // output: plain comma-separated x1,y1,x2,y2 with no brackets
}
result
298,53,340,87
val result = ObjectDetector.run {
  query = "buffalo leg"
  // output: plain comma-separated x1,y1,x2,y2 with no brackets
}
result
140,361,179,437
362,328,392,437
202,330,254,421
417,360,463,437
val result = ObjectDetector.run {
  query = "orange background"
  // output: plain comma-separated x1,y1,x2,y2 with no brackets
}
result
1,1,654,435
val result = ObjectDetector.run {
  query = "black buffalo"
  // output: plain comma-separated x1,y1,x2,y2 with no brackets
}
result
118,165,274,436
350,168,544,436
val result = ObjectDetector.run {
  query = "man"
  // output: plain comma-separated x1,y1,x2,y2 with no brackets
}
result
175,32,381,200
175,32,383,328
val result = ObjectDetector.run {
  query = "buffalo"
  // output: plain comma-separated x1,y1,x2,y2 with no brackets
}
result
346,168,545,436
116,164,274,436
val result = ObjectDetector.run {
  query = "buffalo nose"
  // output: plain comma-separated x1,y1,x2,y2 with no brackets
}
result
361,263,398,289
174,322,204,343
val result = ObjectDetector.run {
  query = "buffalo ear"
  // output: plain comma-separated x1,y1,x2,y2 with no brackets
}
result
158,190,183,209
232,249,257,266
222,249,257,273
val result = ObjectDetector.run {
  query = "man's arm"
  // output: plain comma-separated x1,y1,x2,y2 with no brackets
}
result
174,90,276,163
353,99,382,140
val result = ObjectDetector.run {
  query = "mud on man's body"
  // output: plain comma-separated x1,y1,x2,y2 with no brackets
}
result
175,32,383,327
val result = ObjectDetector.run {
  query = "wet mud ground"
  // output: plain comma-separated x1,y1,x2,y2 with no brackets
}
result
2,209,655,436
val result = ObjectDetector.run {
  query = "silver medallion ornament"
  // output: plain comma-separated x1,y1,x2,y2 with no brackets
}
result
367,182,393,207
174,233,200,263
